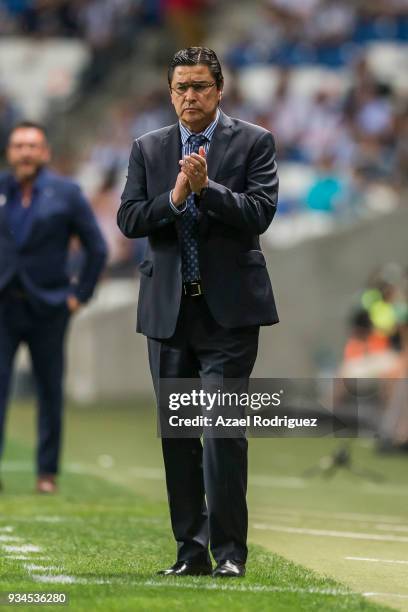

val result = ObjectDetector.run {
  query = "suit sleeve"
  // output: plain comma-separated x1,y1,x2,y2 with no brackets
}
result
69,185,108,302
117,139,178,238
200,131,278,235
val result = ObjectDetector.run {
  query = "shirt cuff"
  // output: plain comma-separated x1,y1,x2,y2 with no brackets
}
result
169,190,187,215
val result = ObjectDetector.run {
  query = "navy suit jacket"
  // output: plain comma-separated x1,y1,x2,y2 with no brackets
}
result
0,169,107,306
118,110,279,339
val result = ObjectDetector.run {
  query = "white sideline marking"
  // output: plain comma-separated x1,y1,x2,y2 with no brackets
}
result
364,592,408,600
0,536,21,542
24,564,60,571
5,556,49,561
33,575,77,584
142,580,348,595
31,575,110,585
3,544,42,553
1,527,61,581
376,524,408,532
346,556,408,565
252,523,408,543
33,516,64,523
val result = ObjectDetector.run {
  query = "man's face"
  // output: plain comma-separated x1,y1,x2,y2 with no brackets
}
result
170,65,222,132
7,127,50,182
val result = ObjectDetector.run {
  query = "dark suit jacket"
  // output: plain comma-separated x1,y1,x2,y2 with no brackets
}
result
118,110,279,339
0,169,107,306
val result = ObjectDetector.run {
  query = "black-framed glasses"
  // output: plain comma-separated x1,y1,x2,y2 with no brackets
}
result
171,82,216,95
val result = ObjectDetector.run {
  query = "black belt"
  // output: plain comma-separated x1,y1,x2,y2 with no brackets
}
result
183,281,203,297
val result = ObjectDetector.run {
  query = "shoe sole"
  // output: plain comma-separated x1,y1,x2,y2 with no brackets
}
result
157,568,212,577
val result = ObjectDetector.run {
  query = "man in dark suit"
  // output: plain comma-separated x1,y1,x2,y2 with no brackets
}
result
118,47,279,578
0,121,107,493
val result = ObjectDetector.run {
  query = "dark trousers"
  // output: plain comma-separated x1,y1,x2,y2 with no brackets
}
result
0,292,70,475
148,294,259,564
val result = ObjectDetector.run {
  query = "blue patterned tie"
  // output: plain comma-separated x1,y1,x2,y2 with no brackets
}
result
180,134,207,282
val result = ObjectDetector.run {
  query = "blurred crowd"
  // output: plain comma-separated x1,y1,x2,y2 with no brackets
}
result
226,0,407,68
0,0,211,48
0,0,144,89
0,0,141,40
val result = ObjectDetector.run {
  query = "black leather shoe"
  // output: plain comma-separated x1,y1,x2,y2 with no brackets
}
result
157,560,212,576
213,560,246,578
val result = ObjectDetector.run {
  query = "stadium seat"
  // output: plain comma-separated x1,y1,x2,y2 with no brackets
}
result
366,42,408,93
0,38,90,119
289,66,350,98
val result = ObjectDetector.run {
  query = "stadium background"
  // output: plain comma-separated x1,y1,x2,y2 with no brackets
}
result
0,1,407,611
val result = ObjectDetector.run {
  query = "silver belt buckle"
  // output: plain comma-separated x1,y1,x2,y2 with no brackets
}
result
190,281,202,297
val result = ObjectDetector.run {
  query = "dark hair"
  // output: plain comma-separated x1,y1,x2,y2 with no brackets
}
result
168,47,224,90
8,120,48,140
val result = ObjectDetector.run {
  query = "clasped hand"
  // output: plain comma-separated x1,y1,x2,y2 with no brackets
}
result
172,146,208,206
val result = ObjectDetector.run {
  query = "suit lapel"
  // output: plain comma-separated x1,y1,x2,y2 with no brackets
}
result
161,124,181,191
207,110,235,180
161,124,182,238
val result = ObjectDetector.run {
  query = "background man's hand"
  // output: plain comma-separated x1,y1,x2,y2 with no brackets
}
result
172,170,192,207
67,295,81,313
180,146,208,194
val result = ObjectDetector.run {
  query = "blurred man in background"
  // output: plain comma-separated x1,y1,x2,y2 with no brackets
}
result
118,47,278,578
0,121,107,493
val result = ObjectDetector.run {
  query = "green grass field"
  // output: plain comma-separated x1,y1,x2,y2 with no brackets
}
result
1,400,407,611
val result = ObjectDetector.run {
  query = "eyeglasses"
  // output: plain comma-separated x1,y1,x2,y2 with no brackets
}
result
171,82,216,96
